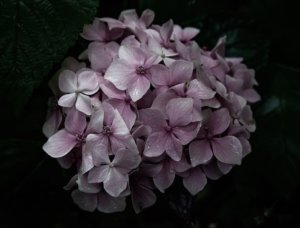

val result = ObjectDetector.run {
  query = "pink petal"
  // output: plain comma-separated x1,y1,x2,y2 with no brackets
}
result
186,79,216,99
88,165,110,183
205,108,231,136
104,59,135,90
189,139,213,166
118,45,145,65
140,9,155,27
166,98,193,127
203,161,223,180
217,161,233,174
150,64,170,86
113,148,141,169
65,109,87,134
42,129,77,158
77,70,99,94
99,78,126,99
144,132,167,157
86,134,110,165
212,136,243,165
172,123,199,145
77,174,100,193
170,60,193,85
111,109,130,135
42,108,62,138
86,109,104,134
151,90,178,115
58,93,77,107
128,76,150,102
138,108,167,132
58,70,77,93
97,191,126,213
108,99,136,130
104,168,128,197
153,161,175,192
71,190,97,212
75,93,92,115
183,167,207,195
183,27,200,40
165,134,182,161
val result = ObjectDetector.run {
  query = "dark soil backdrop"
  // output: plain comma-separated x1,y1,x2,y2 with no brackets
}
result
0,0,299,227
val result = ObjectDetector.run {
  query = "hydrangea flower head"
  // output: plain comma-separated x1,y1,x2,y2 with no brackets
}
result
42,9,260,214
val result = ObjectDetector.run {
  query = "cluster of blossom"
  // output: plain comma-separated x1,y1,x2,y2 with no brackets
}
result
42,9,260,213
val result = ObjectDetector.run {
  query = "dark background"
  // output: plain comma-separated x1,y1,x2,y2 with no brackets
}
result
0,0,299,227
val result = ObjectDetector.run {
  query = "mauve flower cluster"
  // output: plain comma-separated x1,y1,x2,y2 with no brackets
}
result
42,9,260,213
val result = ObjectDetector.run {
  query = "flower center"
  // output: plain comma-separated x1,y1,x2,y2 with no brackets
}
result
102,126,112,136
75,134,86,146
165,125,173,132
136,65,147,75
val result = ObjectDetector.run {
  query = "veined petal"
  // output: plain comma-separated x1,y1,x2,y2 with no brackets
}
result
88,165,110,183
183,167,207,195
104,168,128,197
205,108,231,136
58,70,77,93
77,70,99,94
65,109,87,134
166,98,193,127
58,93,77,108
42,129,77,158
165,134,182,161
76,93,93,115
104,59,135,90
212,136,243,165
118,45,145,65
170,60,193,85
113,148,141,169
144,132,167,157
128,76,150,102
138,108,167,132
189,139,213,166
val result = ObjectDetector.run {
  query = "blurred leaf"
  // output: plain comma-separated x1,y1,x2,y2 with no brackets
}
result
0,0,99,115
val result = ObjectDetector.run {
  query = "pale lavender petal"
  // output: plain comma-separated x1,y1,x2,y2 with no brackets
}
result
87,134,110,165
127,76,150,102
88,165,110,183
77,70,99,94
104,59,135,90
140,9,155,27
99,78,126,99
211,136,243,165
183,167,207,195
150,64,170,86
65,109,87,134
75,93,93,115
166,98,193,127
77,174,100,193
138,108,167,132
186,79,215,99
58,93,77,108
153,161,175,192
144,132,167,157
71,190,97,212
42,129,77,158
86,108,104,134
111,109,130,135
205,108,231,136
170,60,193,85
189,139,213,166
183,27,200,40
118,45,145,65
104,168,128,197
58,70,77,93
172,123,199,145
165,134,182,161
151,90,177,115
113,148,141,169
97,191,126,213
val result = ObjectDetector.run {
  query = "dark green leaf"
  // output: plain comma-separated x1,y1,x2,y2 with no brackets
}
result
0,0,99,115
